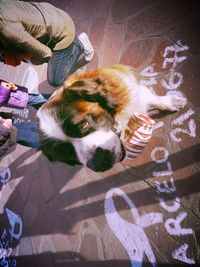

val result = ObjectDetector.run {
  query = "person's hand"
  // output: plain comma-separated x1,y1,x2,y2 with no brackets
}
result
1,81,18,91
31,55,51,65
0,116,4,123
2,119,12,130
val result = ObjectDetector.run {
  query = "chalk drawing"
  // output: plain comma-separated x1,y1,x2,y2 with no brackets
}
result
140,64,158,87
12,108,30,124
0,168,11,184
105,188,163,267
143,41,196,265
151,145,195,264
0,167,11,204
152,161,173,177
162,40,189,70
0,209,22,267
12,108,29,119
170,119,196,143
6,208,23,241
172,243,195,264
0,247,12,259
161,71,183,91
165,212,193,236
172,108,194,126
151,147,169,164
170,108,196,142
158,197,180,213
140,64,158,77
151,147,173,178
154,121,164,130
155,178,176,194
139,78,157,87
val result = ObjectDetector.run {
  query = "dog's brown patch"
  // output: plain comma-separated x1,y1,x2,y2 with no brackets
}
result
71,100,105,123
64,64,132,115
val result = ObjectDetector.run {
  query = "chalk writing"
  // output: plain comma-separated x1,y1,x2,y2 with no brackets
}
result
162,41,189,70
155,178,176,194
161,71,183,92
12,108,29,124
151,146,195,264
140,64,158,87
151,147,169,163
6,209,23,242
165,212,193,236
12,109,29,119
158,197,180,213
153,161,173,177
172,243,195,264
104,41,196,266
172,108,194,126
0,168,11,185
170,109,196,142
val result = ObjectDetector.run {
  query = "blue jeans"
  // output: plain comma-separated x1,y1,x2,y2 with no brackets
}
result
14,121,39,148
47,38,84,87
28,93,51,109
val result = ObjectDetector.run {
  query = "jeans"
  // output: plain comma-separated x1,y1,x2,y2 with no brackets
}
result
14,121,39,148
28,93,51,109
47,38,84,87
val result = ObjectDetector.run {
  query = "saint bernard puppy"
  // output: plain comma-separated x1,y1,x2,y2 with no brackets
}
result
37,64,187,172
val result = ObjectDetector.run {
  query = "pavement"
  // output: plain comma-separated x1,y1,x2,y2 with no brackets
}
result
0,0,200,266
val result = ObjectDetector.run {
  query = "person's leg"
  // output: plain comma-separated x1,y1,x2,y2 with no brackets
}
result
28,93,51,109
47,40,83,87
77,32,94,61
14,121,39,148
47,33,94,87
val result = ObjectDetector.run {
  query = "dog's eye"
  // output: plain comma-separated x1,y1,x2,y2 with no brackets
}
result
81,120,90,129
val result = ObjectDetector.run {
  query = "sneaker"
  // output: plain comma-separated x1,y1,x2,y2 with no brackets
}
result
77,32,94,62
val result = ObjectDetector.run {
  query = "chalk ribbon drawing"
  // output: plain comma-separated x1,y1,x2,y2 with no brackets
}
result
105,188,163,267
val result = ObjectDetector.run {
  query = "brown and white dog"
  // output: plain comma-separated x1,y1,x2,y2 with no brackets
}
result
37,64,187,172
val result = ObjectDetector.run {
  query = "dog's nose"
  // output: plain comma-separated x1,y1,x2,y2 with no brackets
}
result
86,147,116,172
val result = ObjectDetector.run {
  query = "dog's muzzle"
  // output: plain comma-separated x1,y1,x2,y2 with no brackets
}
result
86,144,126,172
86,147,116,172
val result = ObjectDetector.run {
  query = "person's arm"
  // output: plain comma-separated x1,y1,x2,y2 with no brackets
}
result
0,139,11,156
0,124,10,156
0,124,10,142
2,21,52,63
9,125,17,146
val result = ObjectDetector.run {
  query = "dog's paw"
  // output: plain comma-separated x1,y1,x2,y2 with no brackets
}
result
165,94,187,112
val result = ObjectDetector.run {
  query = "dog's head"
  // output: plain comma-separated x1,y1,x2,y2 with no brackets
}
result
37,77,126,172
58,78,120,136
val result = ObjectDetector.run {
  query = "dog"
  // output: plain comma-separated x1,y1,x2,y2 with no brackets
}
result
37,64,187,172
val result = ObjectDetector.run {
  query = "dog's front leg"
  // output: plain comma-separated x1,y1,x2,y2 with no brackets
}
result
149,93,187,112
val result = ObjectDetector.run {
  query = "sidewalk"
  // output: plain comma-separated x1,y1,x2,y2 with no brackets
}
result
0,0,200,266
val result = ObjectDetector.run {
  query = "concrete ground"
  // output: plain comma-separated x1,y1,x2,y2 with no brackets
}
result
0,0,200,266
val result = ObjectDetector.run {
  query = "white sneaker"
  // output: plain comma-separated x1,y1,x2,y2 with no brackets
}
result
77,32,94,61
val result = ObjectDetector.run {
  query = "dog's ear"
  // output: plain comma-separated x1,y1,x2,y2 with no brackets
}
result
39,139,80,165
63,79,118,116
